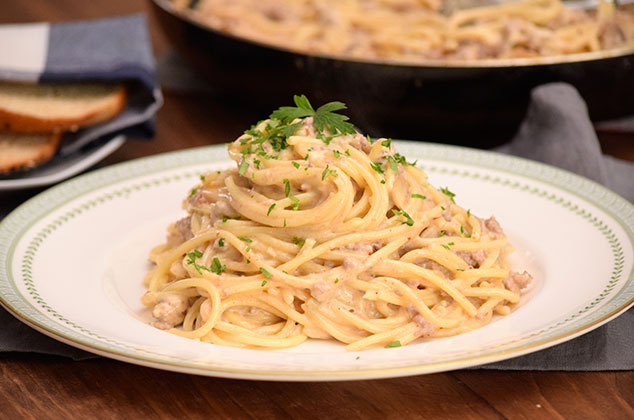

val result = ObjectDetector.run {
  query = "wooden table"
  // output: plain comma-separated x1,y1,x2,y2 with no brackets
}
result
2,1,634,418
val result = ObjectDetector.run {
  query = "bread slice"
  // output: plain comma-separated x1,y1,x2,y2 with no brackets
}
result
0,82,126,134
0,132,62,173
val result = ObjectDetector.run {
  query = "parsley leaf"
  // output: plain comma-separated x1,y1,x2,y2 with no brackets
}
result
260,267,272,279
322,165,338,181
210,257,226,275
267,203,276,216
440,187,456,203
385,340,402,348
391,209,414,226
283,178,291,197
270,95,355,135
293,237,306,246
289,195,300,211
370,162,384,174
238,160,249,176
238,237,252,243
411,194,426,199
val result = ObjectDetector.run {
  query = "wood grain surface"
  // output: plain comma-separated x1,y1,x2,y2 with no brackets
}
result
1,0,633,419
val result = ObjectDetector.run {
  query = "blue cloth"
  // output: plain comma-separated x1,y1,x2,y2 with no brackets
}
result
0,14,163,154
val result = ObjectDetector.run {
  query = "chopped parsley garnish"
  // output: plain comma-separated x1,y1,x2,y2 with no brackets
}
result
438,230,446,237
253,158,261,169
267,203,276,216
391,209,414,226
289,195,300,211
293,237,306,246
186,250,211,275
370,162,384,174
380,179,386,184
460,225,471,238
333,150,341,158
317,133,333,145
218,237,225,247
322,165,338,181
283,218,287,227
259,267,272,279
441,244,451,250
238,160,249,176
238,237,252,243
261,280,268,287
186,250,203,264
345,150,351,156
386,155,399,172
222,216,241,223
456,268,466,272
467,209,471,218
292,161,300,169
381,138,392,147
334,278,340,284
411,194,426,200
283,178,291,197
440,187,456,203
200,175,206,181
385,340,402,348
189,187,199,197
271,95,356,135
210,257,226,275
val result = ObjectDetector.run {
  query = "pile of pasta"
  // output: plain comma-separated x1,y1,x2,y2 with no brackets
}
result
142,97,531,350
172,0,634,61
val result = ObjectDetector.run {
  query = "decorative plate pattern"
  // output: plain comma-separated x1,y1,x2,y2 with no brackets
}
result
0,142,632,381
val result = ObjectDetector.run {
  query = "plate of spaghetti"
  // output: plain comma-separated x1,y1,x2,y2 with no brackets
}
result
1,97,633,380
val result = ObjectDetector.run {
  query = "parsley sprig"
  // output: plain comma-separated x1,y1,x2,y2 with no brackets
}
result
271,95,356,135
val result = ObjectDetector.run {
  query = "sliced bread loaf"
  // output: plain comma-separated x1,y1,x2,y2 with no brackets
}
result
0,82,126,134
0,132,62,173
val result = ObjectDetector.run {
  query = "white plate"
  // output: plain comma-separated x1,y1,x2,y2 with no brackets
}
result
0,135,125,191
1,142,633,381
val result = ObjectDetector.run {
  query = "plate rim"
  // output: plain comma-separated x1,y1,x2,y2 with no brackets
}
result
1,141,633,380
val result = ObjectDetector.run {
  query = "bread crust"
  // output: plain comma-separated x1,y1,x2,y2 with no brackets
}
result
0,84,127,134
0,132,62,174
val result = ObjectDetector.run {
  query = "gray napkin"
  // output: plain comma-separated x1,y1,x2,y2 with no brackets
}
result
486,83,634,370
0,83,632,369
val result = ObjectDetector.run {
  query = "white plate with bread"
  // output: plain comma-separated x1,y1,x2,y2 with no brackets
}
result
0,81,127,190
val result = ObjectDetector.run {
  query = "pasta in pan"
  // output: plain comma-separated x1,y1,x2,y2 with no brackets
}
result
171,0,634,61
142,96,532,350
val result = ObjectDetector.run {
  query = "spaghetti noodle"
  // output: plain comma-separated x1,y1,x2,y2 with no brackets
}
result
142,96,532,350
171,0,634,61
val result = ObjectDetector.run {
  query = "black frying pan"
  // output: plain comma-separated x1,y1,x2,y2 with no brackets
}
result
150,0,634,146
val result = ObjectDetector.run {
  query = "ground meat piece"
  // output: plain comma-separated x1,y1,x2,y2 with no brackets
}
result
211,197,238,223
167,216,193,246
311,282,330,302
457,250,487,268
416,258,453,279
503,270,533,294
338,241,381,255
484,216,505,239
151,294,190,330
348,133,371,153
413,314,436,337
442,203,452,221
343,257,365,271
